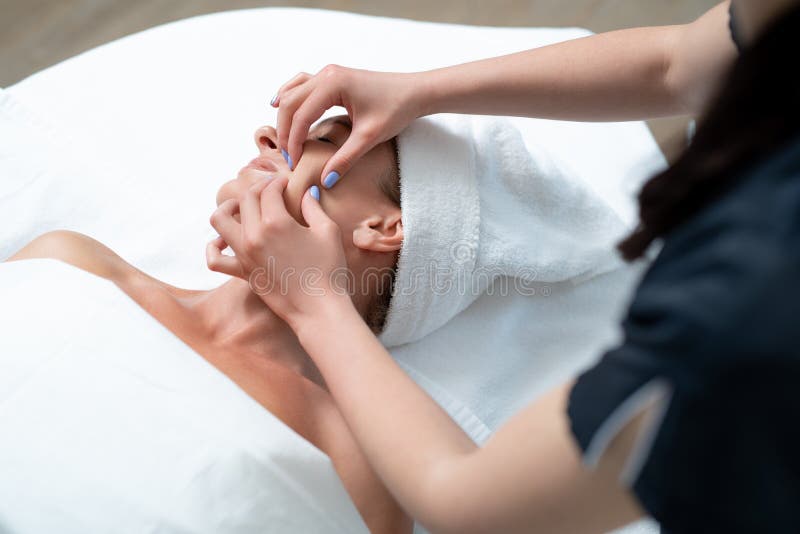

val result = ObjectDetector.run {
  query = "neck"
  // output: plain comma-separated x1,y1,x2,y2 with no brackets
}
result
180,277,327,389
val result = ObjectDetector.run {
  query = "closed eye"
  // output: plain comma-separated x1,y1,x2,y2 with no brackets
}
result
316,136,335,144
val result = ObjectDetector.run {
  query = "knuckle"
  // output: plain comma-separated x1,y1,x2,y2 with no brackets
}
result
209,210,222,227
321,63,339,75
320,64,345,82
220,198,237,211
207,251,223,269
357,122,380,142
335,151,355,170
261,218,280,233
244,232,261,251
273,218,293,234
290,72,309,85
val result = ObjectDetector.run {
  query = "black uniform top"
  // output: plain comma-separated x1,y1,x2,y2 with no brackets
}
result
568,127,800,533
729,2,745,52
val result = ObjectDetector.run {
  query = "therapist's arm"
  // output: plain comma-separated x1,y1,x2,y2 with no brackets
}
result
295,298,646,534
209,179,646,533
420,1,736,120
274,2,736,182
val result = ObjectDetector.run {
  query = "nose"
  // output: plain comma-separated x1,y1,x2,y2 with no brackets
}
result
254,126,279,152
249,125,308,226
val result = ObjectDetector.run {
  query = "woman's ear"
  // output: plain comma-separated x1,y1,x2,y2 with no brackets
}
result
352,211,403,252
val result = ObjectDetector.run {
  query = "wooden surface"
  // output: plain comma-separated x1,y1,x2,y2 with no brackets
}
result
1,0,720,159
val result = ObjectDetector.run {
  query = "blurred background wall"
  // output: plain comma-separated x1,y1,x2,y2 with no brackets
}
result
1,0,720,158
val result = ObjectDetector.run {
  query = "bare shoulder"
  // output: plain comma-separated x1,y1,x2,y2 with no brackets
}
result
7,230,137,283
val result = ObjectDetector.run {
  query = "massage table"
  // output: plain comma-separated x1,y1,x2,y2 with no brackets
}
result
0,7,665,533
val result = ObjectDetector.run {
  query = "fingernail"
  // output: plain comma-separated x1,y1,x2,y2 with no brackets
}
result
281,148,294,170
309,185,320,201
269,94,278,106
323,171,340,189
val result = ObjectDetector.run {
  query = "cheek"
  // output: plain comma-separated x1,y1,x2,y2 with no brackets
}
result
319,193,353,229
320,195,360,252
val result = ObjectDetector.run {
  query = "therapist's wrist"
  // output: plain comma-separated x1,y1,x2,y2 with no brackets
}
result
290,293,360,348
414,69,448,118
417,61,494,116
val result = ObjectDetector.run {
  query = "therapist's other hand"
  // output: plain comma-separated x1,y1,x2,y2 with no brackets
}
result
272,66,424,188
207,177,350,326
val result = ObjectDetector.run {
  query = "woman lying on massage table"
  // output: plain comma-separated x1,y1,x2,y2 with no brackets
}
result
216,1,799,533
6,116,411,534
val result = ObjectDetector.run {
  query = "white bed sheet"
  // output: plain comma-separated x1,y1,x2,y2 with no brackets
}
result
0,259,367,533
3,7,665,533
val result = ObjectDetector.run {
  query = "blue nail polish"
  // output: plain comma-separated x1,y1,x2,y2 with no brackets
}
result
281,148,294,170
269,94,277,106
323,171,340,188
309,185,320,201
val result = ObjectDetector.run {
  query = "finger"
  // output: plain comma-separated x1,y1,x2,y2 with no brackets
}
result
209,199,243,251
242,179,271,231
301,185,335,229
210,235,229,252
260,176,291,223
206,237,244,279
271,72,311,108
320,130,375,188
287,90,337,172
276,82,314,156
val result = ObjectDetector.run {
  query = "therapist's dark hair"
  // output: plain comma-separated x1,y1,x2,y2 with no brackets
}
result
618,4,800,261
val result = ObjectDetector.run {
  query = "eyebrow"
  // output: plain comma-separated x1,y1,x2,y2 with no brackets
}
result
316,117,352,131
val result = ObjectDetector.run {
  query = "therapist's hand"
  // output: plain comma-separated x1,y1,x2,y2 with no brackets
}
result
207,177,352,327
271,66,426,188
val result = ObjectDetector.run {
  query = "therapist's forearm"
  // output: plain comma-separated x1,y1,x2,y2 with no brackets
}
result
418,25,686,121
294,298,478,524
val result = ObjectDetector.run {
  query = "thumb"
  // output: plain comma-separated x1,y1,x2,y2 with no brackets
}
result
320,133,374,189
301,186,335,228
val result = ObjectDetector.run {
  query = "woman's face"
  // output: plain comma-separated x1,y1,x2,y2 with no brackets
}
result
218,116,393,221
216,116,403,309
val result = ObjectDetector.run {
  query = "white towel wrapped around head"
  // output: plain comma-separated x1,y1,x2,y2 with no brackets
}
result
379,115,629,348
